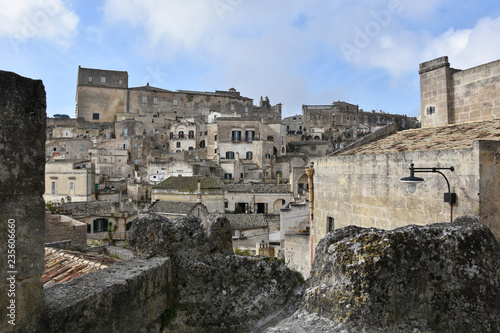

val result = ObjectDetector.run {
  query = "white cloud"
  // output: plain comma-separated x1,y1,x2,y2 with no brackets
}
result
101,0,500,116
0,0,78,49
422,16,500,69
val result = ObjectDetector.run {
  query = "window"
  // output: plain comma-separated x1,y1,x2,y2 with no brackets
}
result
225,151,235,159
224,173,233,179
426,106,435,115
170,132,174,139
93,218,108,232
246,151,253,159
119,79,123,85
103,158,108,163
214,134,217,141
153,97,158,104
364,116,368,124
100,77,106,83
69,181,74,191
173,99,178,106
188,146,193,150
124,128,128,136
299,126,302,130
245,130,255,141
267,136,274,141
231,130,242,142
88,76,92,82
92,113,99,120
51,181,56,195
79,145,83,152
265,154,271,159
224,201,229,209
188,130,194,139
327,217,335,232
347,116,350,120
134,142,138,151
178,131,184,138
142,96,147,104
176,142,181,148
214,149,217,154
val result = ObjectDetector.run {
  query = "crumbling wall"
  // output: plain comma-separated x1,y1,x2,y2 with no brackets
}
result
0,71,46,333
41,257,172,333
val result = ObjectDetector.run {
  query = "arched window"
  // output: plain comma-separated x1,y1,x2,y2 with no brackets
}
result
199,140,206,148
188,130,194,138
178,131,184,139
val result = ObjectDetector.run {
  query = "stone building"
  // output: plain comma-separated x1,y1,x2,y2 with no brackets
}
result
150,200,210,228
44,159,96,203
151,176,225,213
302,101,417,137
76,66,260,125
57,201,138,240
46,137,94,161
419,56,500,127
207,117,286,182
223,183,293,214
282,114,304,134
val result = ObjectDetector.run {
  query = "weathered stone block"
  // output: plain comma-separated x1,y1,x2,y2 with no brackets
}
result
0,71,46,333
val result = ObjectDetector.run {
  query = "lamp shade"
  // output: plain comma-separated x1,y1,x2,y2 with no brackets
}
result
400,175,424,194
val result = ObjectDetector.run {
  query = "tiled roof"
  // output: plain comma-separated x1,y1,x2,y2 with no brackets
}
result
154,176,223,191
59,201,137,216
223,183,291,193
340,119,500,155
150,201,198,214
43,247,120,286
222,214,268,230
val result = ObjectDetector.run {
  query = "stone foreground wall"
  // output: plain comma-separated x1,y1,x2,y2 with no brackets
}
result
41,257,172,333
0,71,46,333
266,216,500,332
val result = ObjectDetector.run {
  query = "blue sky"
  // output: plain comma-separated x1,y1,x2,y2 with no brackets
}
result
1,0,500,118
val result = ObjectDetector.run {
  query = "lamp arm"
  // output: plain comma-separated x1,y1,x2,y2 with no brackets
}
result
434,170,451,194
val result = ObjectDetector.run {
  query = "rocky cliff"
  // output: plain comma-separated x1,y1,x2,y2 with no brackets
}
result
128,213,302,333
266,216,500,332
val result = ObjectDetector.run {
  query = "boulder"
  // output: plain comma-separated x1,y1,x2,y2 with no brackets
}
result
266,216,500,332
128,213,302,333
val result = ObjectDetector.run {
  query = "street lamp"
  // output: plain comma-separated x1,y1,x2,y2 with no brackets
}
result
400,163,456,222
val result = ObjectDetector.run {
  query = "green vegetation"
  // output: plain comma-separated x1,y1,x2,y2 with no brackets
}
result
160,307,177,328
234,248,251,256
292,269,306,285
107,222,118,245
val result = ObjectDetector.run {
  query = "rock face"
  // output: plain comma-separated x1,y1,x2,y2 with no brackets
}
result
267,216,500,333
129,213,302,333
0,71,46,333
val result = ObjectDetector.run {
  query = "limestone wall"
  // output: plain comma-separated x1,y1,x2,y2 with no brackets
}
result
41,257,172,333
0,71,47,332
312,145,484,249
280,202,309,243
420,56,500,127
419,56,453,128
478,140,500,239
452,59,500,123
284,234,310,279
44,213,87,250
